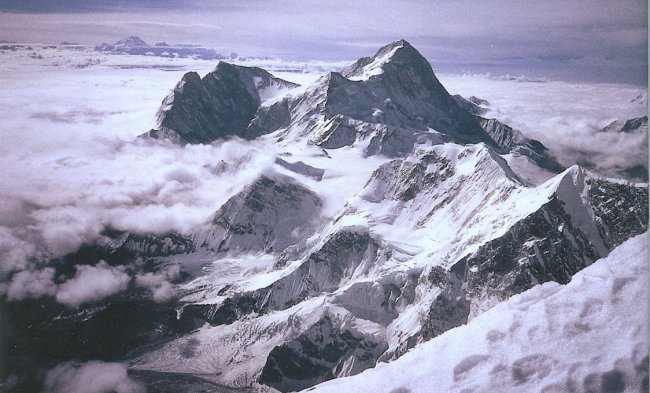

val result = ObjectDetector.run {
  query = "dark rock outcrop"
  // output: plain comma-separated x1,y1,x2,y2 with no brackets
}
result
452,94,489,116
259,316,385,392
420,175,648,341
144,63,298,144
480,118,564,173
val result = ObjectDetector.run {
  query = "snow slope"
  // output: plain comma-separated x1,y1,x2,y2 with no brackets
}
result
304,233,649,393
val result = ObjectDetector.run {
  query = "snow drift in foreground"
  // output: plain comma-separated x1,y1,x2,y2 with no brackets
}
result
304,233,649,393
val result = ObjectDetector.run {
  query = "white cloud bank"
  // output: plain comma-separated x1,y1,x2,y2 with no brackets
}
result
5,267,57,301
43,361,144,393
440,74,647,179
0,51,277,275
135,265,181,303
55,262,130,307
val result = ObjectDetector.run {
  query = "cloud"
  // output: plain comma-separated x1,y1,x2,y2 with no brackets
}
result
0,53,278,309
0,0,645,84
55,262,130,307
5,267,57,301
440,73,648,180
135,265,181,303
0,226,37,274
0,138,276,274
43,361,144,393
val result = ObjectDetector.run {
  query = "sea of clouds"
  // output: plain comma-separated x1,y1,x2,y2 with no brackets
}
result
439,73,647,180
0,47,646,309
0,48,280,308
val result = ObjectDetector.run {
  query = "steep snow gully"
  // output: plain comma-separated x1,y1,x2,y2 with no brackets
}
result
2,40,647,393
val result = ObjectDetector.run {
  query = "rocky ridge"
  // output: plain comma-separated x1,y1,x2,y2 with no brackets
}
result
105,40,650,392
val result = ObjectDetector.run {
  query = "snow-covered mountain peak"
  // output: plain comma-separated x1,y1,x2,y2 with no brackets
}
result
341,39,414,81
341,39,431,79
114,36,150,47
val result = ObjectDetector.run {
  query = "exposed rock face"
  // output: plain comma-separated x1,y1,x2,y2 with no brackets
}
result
275,157,325,181
259,315,386,392
621,116,648,132
587,177,649,249
600,115,648,134
480,118,564,173
193,174,323,253
144,63,298,144
107,231,195,257
452,94,489,116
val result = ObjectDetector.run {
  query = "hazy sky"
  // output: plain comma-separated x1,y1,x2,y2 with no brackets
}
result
0,0,647,84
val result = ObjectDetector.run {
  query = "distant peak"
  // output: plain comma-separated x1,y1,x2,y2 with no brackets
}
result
342,39,427,81
114,36,149,47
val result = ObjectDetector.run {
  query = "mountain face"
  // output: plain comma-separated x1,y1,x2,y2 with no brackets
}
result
4,40,647,393
303,233,649,393
142,63,299,144
114,36,150,47
145,40,561,173
600,115,648,134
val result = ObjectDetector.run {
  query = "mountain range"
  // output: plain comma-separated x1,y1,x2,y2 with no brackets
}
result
2,40,647,393
95,36,225,60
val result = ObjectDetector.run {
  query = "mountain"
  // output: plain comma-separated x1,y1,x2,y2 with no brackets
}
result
94,36,225,60
3,40,647,393
303,233,649,393
600,115,648,134
142,63,299,144
114,36,150,47
145,40,561,173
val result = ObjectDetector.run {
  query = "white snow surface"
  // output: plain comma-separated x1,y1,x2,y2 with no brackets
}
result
304,233,649,393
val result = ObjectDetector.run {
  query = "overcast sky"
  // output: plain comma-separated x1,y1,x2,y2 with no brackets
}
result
0,0,647,85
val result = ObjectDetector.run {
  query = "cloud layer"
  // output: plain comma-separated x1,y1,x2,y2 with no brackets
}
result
44,361,144,393
440,74,648,180
55,262,130,307
0,54,277,307
0,0,646,84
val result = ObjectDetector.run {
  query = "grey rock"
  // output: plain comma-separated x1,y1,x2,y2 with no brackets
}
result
146,63,298,144
258,315,386,392
275,157,325,181
195,173,322,253
480,118,564,173
453,94,488,116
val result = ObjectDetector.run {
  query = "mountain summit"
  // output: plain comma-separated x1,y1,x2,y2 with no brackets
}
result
144,40,560,172
114,36,150,47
